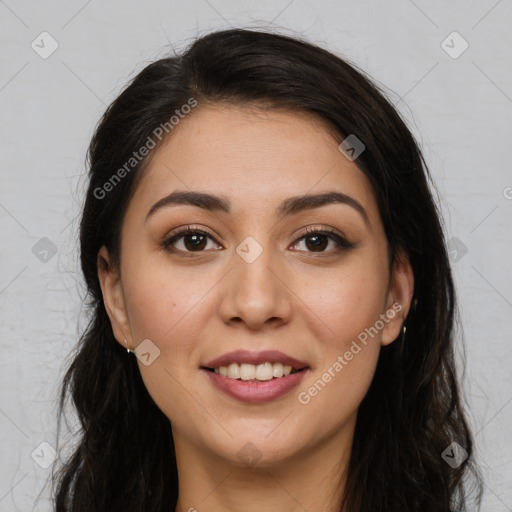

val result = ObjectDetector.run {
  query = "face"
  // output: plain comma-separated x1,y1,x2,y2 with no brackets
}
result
98,105,414,470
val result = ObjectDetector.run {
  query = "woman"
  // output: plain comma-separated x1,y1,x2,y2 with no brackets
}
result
52,28,483,511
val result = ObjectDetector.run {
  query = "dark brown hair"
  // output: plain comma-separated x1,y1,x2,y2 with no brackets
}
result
52,28,483,511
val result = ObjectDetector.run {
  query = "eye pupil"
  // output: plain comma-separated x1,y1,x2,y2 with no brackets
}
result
306,234,328,252
184,233,207,251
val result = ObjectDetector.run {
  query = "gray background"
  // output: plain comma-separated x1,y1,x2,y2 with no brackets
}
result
0,1,511,510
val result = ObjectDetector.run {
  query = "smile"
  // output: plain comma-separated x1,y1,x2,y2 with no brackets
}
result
201,350,310,403
209,362,302,381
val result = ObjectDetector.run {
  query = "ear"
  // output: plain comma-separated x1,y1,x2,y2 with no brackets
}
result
381,248,415,346
97,245,131,350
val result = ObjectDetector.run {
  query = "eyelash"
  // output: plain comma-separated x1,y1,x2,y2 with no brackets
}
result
161,225,356,255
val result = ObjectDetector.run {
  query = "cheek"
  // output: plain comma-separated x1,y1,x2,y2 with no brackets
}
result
292,256,387,417
295,277,385,428
120,257,210,422
122,256,210,344
300,256,389,350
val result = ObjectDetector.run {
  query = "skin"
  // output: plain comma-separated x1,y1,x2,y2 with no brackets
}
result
98,104,414,512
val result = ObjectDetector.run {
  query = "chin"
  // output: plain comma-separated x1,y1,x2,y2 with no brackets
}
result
205,428,306,469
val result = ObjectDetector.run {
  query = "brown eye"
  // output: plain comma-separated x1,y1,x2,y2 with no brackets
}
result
303,233,329,252
291,228,356,253
162,227,221,253
181,232,208,251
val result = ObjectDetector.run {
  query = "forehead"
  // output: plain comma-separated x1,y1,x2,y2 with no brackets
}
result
127,105,380,225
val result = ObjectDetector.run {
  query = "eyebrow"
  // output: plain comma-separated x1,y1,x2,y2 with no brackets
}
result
145,190,371,230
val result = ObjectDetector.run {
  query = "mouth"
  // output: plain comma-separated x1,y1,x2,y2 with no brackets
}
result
201,350,310,403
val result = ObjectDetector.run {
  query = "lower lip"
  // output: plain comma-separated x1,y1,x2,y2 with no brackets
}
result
202,368,309,403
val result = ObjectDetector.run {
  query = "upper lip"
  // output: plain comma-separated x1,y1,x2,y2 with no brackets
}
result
203,350,309,370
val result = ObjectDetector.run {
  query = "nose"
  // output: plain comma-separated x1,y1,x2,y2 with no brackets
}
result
217,247,293,331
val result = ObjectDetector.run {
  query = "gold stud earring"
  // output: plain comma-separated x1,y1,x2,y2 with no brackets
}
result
124,338,132,354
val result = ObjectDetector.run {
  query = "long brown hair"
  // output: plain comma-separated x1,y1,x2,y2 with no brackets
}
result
53,28,483,511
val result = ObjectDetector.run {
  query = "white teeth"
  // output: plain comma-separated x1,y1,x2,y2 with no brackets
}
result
213,362,301,381
240,363,256,380
256,362,274,381
227,363,240,379
272,362,284,378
